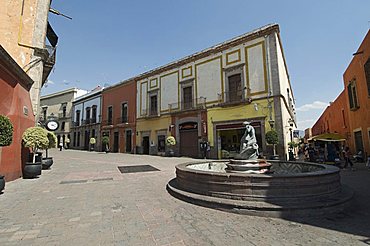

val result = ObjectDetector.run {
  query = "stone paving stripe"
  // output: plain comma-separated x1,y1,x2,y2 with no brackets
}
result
117,165,160,173
92,177,114,182
60,180,88,184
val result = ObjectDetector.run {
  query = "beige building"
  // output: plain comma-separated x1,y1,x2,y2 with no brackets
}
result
40,88,87,147
0,0,58,118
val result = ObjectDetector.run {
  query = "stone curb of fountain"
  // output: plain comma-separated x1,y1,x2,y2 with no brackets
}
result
167,179,354,218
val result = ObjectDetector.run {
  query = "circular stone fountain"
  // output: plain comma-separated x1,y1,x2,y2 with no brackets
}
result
167,160,353,218
167,122,352,217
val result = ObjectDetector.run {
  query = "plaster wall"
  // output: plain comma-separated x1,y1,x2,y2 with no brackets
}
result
0,62,35,181
343,30,370,154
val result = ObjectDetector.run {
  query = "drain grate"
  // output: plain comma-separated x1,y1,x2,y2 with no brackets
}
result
117,165,160,173
60,180,87,184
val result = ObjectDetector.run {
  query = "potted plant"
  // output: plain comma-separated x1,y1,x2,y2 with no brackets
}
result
102,136,110,153
0,115,14,192
89,137,96,151
42,131,57,169
266,129,279,160
65,138,70,149
165,136,176,157
22,126,49,178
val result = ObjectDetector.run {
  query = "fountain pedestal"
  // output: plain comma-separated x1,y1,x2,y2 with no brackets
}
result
226,159,272,174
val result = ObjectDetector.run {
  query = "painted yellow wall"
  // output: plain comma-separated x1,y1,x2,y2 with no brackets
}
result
136,115,171,146
0,0,38,67
207,99,274,146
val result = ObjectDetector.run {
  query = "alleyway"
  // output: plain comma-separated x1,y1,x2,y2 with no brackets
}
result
0,150,369,245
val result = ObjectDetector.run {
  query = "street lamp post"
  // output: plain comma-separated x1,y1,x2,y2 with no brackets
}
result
288,118,294,161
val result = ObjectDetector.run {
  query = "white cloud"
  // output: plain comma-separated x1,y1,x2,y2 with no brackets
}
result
296,101,328,112
297,119,315,130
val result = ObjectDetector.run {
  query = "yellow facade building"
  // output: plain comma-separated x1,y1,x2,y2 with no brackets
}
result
124,24,296,159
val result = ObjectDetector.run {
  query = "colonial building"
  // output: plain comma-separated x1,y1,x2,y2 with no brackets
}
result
101,81,136,153
312,91,350,139
128,24,295,159
0,0,58,181
40,88,87,148
70,86,103,151
343,30,370,155
312,29,370,156
0,0,58,118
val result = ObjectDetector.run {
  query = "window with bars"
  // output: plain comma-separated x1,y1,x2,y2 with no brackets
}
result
365,58,370,97
91,106,97,123
108,106,113,124
347,80,359,110
150,95,158,116
121,103,128,123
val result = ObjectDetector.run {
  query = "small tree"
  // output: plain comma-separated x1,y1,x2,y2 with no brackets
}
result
22,127,49,163
265,130,278,155
90,137,96,151
0,115,13,146
44,131,57,158
102,136,109,152
166,136,176,156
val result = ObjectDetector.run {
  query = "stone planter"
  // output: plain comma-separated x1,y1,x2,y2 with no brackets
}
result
42,157,53,169
23,161,42,178
0,175,5,192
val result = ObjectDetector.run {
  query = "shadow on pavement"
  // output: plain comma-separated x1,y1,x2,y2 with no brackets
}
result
281,163,370,242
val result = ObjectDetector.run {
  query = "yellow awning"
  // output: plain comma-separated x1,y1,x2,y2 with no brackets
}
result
308,133,346,142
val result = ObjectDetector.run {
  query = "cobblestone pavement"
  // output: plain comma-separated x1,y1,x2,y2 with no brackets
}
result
0,150,370,245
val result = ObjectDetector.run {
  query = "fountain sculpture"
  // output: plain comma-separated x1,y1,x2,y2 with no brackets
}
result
167,121,353,218
226,121,272,174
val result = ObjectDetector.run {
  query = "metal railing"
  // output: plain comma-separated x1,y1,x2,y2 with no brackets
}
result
219,89,246,104
58,113,68,119
168,97,206,113
116,116,128,124
102,119,113,126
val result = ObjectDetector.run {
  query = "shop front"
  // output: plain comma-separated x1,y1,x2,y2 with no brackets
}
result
215,121,263,159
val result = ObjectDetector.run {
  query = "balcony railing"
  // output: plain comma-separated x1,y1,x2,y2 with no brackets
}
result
71,121,80,127
58,113,68,119
102,119,113,127
168,97,206,113
219,89,246,104
116,116,128,124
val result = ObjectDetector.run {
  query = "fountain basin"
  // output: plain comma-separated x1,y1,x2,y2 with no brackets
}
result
167,160,353,218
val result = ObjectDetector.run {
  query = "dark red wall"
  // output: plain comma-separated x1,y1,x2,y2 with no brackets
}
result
0,63,35,181
101,81,136,153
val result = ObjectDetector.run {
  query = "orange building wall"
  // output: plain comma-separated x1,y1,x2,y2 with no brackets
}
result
101,81,136,153
0,64,35,181
343,30,370,155
312,90,350,140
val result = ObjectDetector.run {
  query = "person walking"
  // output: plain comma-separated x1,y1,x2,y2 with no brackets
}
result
59,142,63,151
343,147,354,170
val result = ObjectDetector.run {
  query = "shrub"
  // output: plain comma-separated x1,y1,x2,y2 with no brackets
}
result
46,131,57,149
0,115,13,146
22,127,49,163
265,130,278,145
90,137,96,145
102,136,109,145
166,136,176,146
266,130,278,156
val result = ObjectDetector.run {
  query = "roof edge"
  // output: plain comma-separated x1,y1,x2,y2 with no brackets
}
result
105,23,280,91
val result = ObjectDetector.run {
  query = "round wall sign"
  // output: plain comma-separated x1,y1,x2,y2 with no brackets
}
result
45,120,59,131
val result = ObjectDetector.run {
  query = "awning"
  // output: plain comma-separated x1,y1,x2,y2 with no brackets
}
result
308,133,346,142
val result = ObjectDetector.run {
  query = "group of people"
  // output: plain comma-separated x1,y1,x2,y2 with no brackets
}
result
304,144,369,170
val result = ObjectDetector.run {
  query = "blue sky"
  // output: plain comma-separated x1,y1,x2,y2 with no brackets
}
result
44,0,370,130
